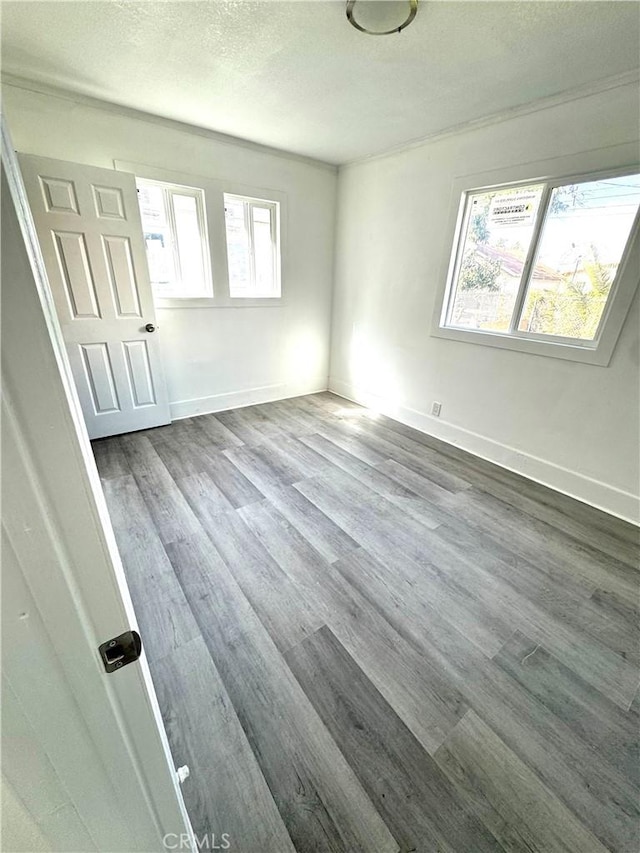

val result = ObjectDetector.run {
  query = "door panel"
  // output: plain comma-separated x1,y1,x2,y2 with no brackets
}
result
93,184,126,219
80,342,121,413
123,340,157,407
53,230,101,318
103,235,143,317
19,154,171,438
39,174,80,214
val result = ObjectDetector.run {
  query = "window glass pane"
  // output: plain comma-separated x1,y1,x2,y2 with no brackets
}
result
252,205,271,224
448,184,544,332
172,193,206,295
138,183,175,296
519,175,640,340
224,197,251,294
252,206,275,293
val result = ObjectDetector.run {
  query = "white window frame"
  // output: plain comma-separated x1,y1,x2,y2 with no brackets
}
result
117,161,287,309
224,193,281,299
432,161,640,366
136,177,213,300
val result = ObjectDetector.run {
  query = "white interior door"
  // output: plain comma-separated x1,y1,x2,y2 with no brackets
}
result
18,153,171,439
3,125,192,850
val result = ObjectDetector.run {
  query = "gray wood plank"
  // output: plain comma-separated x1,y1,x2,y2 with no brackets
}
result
200,450,264,509
224,446,360,561
223,444,295,489
434,709,610,853
313,420,391,467
455,486,640,594
434,520,639,668
369,511,640,707
262,399,321,436
238,502,467,753
92,436,130,480
285,626,501,853
589,586,639,632
393,467,638,606
119,434,202,545
376,457,457,505
333,542,639,852
165,533,398,853
101,475,200,663
431,514,597,604
214,407,275,445
237,404,290,440
176,471,235,517
294,466,443,548
152,636,295,853
249,441,309,484
152,435,212,480
319,388,632,545
343,416,473,493
182,495,325,652
259,434,335,479
436,445,639,565
493,631,640,787
299,432,420,498
189,412,245,450
363,401,638,548
291,392,352,421
297,475,514,656
369,409,638,567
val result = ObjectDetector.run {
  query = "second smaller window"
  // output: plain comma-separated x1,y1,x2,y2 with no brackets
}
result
224,194,281,298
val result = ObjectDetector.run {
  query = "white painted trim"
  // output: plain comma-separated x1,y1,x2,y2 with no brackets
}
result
1,73,338,172
341,69,640,168
170,379,328,421
328,378,640,526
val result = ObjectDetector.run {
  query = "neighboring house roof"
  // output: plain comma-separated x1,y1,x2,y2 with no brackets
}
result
475,243,563,282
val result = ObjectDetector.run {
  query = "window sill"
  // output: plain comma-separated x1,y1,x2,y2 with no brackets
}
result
154,296,285,309
430,324,614,366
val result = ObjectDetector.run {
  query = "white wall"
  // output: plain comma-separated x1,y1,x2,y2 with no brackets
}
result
3,82,337,417
330,81,640,522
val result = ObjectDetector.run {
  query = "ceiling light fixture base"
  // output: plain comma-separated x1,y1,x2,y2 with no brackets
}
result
346,0,418,35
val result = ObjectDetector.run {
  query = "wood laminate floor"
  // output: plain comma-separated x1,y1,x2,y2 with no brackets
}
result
92,392,640,853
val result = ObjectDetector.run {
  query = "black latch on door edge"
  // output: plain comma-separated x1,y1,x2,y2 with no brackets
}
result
99,630,142,673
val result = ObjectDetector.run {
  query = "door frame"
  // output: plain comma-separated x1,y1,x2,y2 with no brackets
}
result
1,117,195,850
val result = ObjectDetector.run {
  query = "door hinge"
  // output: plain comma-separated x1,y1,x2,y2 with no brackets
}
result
99,630,142,673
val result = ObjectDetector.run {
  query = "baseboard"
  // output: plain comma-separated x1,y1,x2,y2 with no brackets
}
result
328,377,640,526
169,378,328,421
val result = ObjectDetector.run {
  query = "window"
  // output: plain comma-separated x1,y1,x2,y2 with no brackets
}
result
137,179,212,298
438,170,640,360
224,194,281,298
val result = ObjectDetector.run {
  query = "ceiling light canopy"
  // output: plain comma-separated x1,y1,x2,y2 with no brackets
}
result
346,0,418,36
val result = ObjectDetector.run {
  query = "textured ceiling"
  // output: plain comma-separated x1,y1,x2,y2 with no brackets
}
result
2,1,639,164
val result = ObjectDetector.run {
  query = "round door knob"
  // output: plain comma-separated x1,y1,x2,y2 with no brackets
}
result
145,323,156,333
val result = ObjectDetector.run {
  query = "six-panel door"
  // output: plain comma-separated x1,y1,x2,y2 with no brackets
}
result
19,154,171,438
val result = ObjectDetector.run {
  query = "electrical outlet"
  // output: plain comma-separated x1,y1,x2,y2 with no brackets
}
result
431,401,442,417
